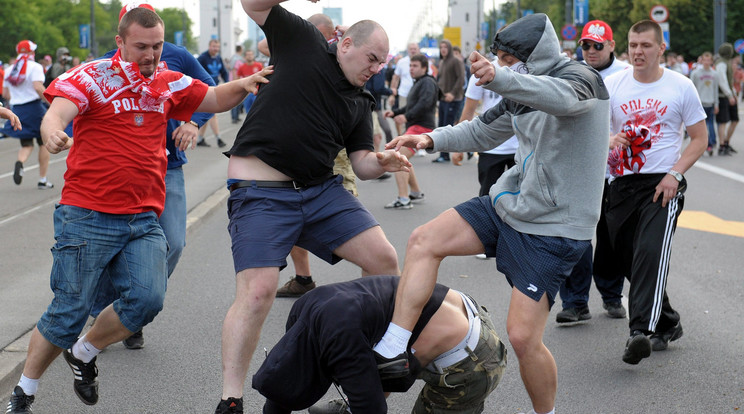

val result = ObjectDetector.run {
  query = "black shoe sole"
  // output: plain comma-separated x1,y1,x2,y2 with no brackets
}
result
556,309,592,323
623,335,651,364
13,161,23,185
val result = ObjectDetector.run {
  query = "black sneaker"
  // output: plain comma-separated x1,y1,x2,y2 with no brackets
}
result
6,386,34,414
37,181,54,190
13,161,23,185
196,138,211,147
122,330,144,349
603,301,627,319
650,322,683,351
308,398,349,414
217,138,227,148
215,397,243,414
63,349,99,405
408,193,425,203
374,350,409,380
555,307,591,323
622,330,651,365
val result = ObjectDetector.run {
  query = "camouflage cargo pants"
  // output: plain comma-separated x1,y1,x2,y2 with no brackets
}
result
413,301,507,413
332,148,358,196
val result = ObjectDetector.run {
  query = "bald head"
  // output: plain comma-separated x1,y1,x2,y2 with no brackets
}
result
342,20,388,48
308,13,334,40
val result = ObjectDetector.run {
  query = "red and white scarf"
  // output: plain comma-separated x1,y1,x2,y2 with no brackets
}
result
6,53,35,86
53,49,171,113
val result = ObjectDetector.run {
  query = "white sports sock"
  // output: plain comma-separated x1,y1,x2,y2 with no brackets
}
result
18,374,39,396
373,322,411,358
71,335,101,363
38,177,47,183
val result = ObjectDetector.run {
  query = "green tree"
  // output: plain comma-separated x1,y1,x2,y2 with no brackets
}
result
158,7,197,52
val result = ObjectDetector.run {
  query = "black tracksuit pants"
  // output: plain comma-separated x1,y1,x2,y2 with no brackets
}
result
605,173,683,335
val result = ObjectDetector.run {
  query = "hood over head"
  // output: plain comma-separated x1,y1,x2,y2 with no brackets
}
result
490,13,565,75
718,42,734,60
439,39,453,60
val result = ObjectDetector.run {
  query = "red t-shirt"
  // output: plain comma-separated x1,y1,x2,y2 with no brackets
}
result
45,55,208,216
237,61,263,79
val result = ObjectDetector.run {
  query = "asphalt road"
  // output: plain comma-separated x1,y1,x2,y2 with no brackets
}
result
1,111,743,413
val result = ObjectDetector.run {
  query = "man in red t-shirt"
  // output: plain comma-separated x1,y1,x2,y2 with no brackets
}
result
5,7,272,413
237,49,264,113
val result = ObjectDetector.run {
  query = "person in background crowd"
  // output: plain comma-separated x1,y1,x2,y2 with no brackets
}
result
197,39,229,148
715,42,739,155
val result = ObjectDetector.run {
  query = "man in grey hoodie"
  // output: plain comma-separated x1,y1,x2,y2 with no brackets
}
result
375,13,609,414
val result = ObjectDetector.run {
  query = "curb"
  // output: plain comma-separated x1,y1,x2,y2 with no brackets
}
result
0,186,230,400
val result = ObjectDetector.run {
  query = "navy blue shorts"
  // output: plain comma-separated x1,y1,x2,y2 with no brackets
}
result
227,175,379,273
454,196,589,308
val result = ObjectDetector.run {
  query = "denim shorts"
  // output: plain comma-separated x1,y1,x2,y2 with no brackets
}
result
454,196,589,307
414,298,507,413
37,205,168,349
227,175,379,273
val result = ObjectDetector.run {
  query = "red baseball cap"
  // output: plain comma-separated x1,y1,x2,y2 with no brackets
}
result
119,2,156,21
16,40,37,54
580,20,613,43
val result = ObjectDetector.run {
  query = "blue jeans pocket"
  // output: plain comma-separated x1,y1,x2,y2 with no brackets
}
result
50,238,87,297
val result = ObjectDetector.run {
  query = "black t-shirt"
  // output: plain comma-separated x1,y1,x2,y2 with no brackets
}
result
225,6,375,186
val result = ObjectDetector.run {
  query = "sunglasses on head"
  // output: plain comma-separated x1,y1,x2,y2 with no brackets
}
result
581,42,605,51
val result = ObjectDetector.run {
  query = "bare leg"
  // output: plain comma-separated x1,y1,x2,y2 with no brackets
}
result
21,327,64,380
199,123,209,138
221,267,279,399
507,289,555,413
391,209,483,330
17,146,33,164
289,246,311,276
407,166,421,194
333,226,400,277
38,145,50,178
85,305,136,350
394,170,409,198
210,116,220,136
725,120,738,144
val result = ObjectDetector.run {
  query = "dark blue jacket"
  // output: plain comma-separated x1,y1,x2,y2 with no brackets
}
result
197,51,229,85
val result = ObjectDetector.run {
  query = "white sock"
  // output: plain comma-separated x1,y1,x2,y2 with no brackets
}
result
71,335,101,363
373,323,411,358
398,197,411,203
39,177,47,183
534,408,555,414
18,374,39,396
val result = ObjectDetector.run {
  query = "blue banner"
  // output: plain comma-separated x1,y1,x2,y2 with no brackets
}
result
480,22,490,40
574,0,589,25
174,31,184,47
496,19,506,30
79,24,90,49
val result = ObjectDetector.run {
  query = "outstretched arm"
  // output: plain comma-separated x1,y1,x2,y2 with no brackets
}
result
196,67,273,113
242,0,319,25
41,97,79,154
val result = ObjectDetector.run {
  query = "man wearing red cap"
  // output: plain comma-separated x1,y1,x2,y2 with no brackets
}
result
555,20,631,325
1,40,55,189
5,7,272,413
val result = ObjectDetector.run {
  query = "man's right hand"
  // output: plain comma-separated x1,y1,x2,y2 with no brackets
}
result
46,130,73,154
609,132,630,150
386,134,433,152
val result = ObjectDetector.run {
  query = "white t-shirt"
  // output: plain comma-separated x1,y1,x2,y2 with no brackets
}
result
604,68,706,178
4,59,44,105
465,71,518,155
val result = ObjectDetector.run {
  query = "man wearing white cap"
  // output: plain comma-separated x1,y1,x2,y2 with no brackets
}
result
1,40,54,189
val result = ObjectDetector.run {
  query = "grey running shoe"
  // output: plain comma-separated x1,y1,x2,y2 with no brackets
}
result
384,198,412,209
650,322,683,351
122,330,144,350
556,307,591,323
603,301,627,319
308,398,350,414
622,330,651,365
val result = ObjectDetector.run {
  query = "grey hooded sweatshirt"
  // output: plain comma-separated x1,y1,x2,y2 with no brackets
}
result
428,13,609,241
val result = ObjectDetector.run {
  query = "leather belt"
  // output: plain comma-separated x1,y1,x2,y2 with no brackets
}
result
229,180,307,192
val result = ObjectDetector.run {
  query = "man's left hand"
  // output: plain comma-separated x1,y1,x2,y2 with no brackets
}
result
653,174,679,207
470,51,495,86
173,122,199,150
376,149,412,172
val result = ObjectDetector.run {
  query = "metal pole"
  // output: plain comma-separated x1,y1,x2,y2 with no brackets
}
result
90,0,97,56
714,0,726,52
565,0,572,26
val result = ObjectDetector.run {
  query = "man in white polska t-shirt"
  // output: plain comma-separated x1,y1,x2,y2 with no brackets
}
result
602,20,706,366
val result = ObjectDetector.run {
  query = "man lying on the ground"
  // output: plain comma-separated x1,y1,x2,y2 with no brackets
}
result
252,275,507,414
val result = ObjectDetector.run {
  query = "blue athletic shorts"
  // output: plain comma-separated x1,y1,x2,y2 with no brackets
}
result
454,196,589,308
227,175,379,273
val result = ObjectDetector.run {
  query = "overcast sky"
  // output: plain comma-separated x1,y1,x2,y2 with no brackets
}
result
156,0,501,52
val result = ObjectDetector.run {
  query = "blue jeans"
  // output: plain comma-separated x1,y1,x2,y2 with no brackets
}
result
704,106,716,147
243,93,256,114
91,167,186,317
437,100,462,159
37,205,167,349
231,105,241,121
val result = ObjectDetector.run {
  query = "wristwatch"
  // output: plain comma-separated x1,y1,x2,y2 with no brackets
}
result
188,120,199,128
667,170,683,182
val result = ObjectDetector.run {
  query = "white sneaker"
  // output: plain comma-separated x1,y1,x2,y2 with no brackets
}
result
475,253,488,260
384,198,412,209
